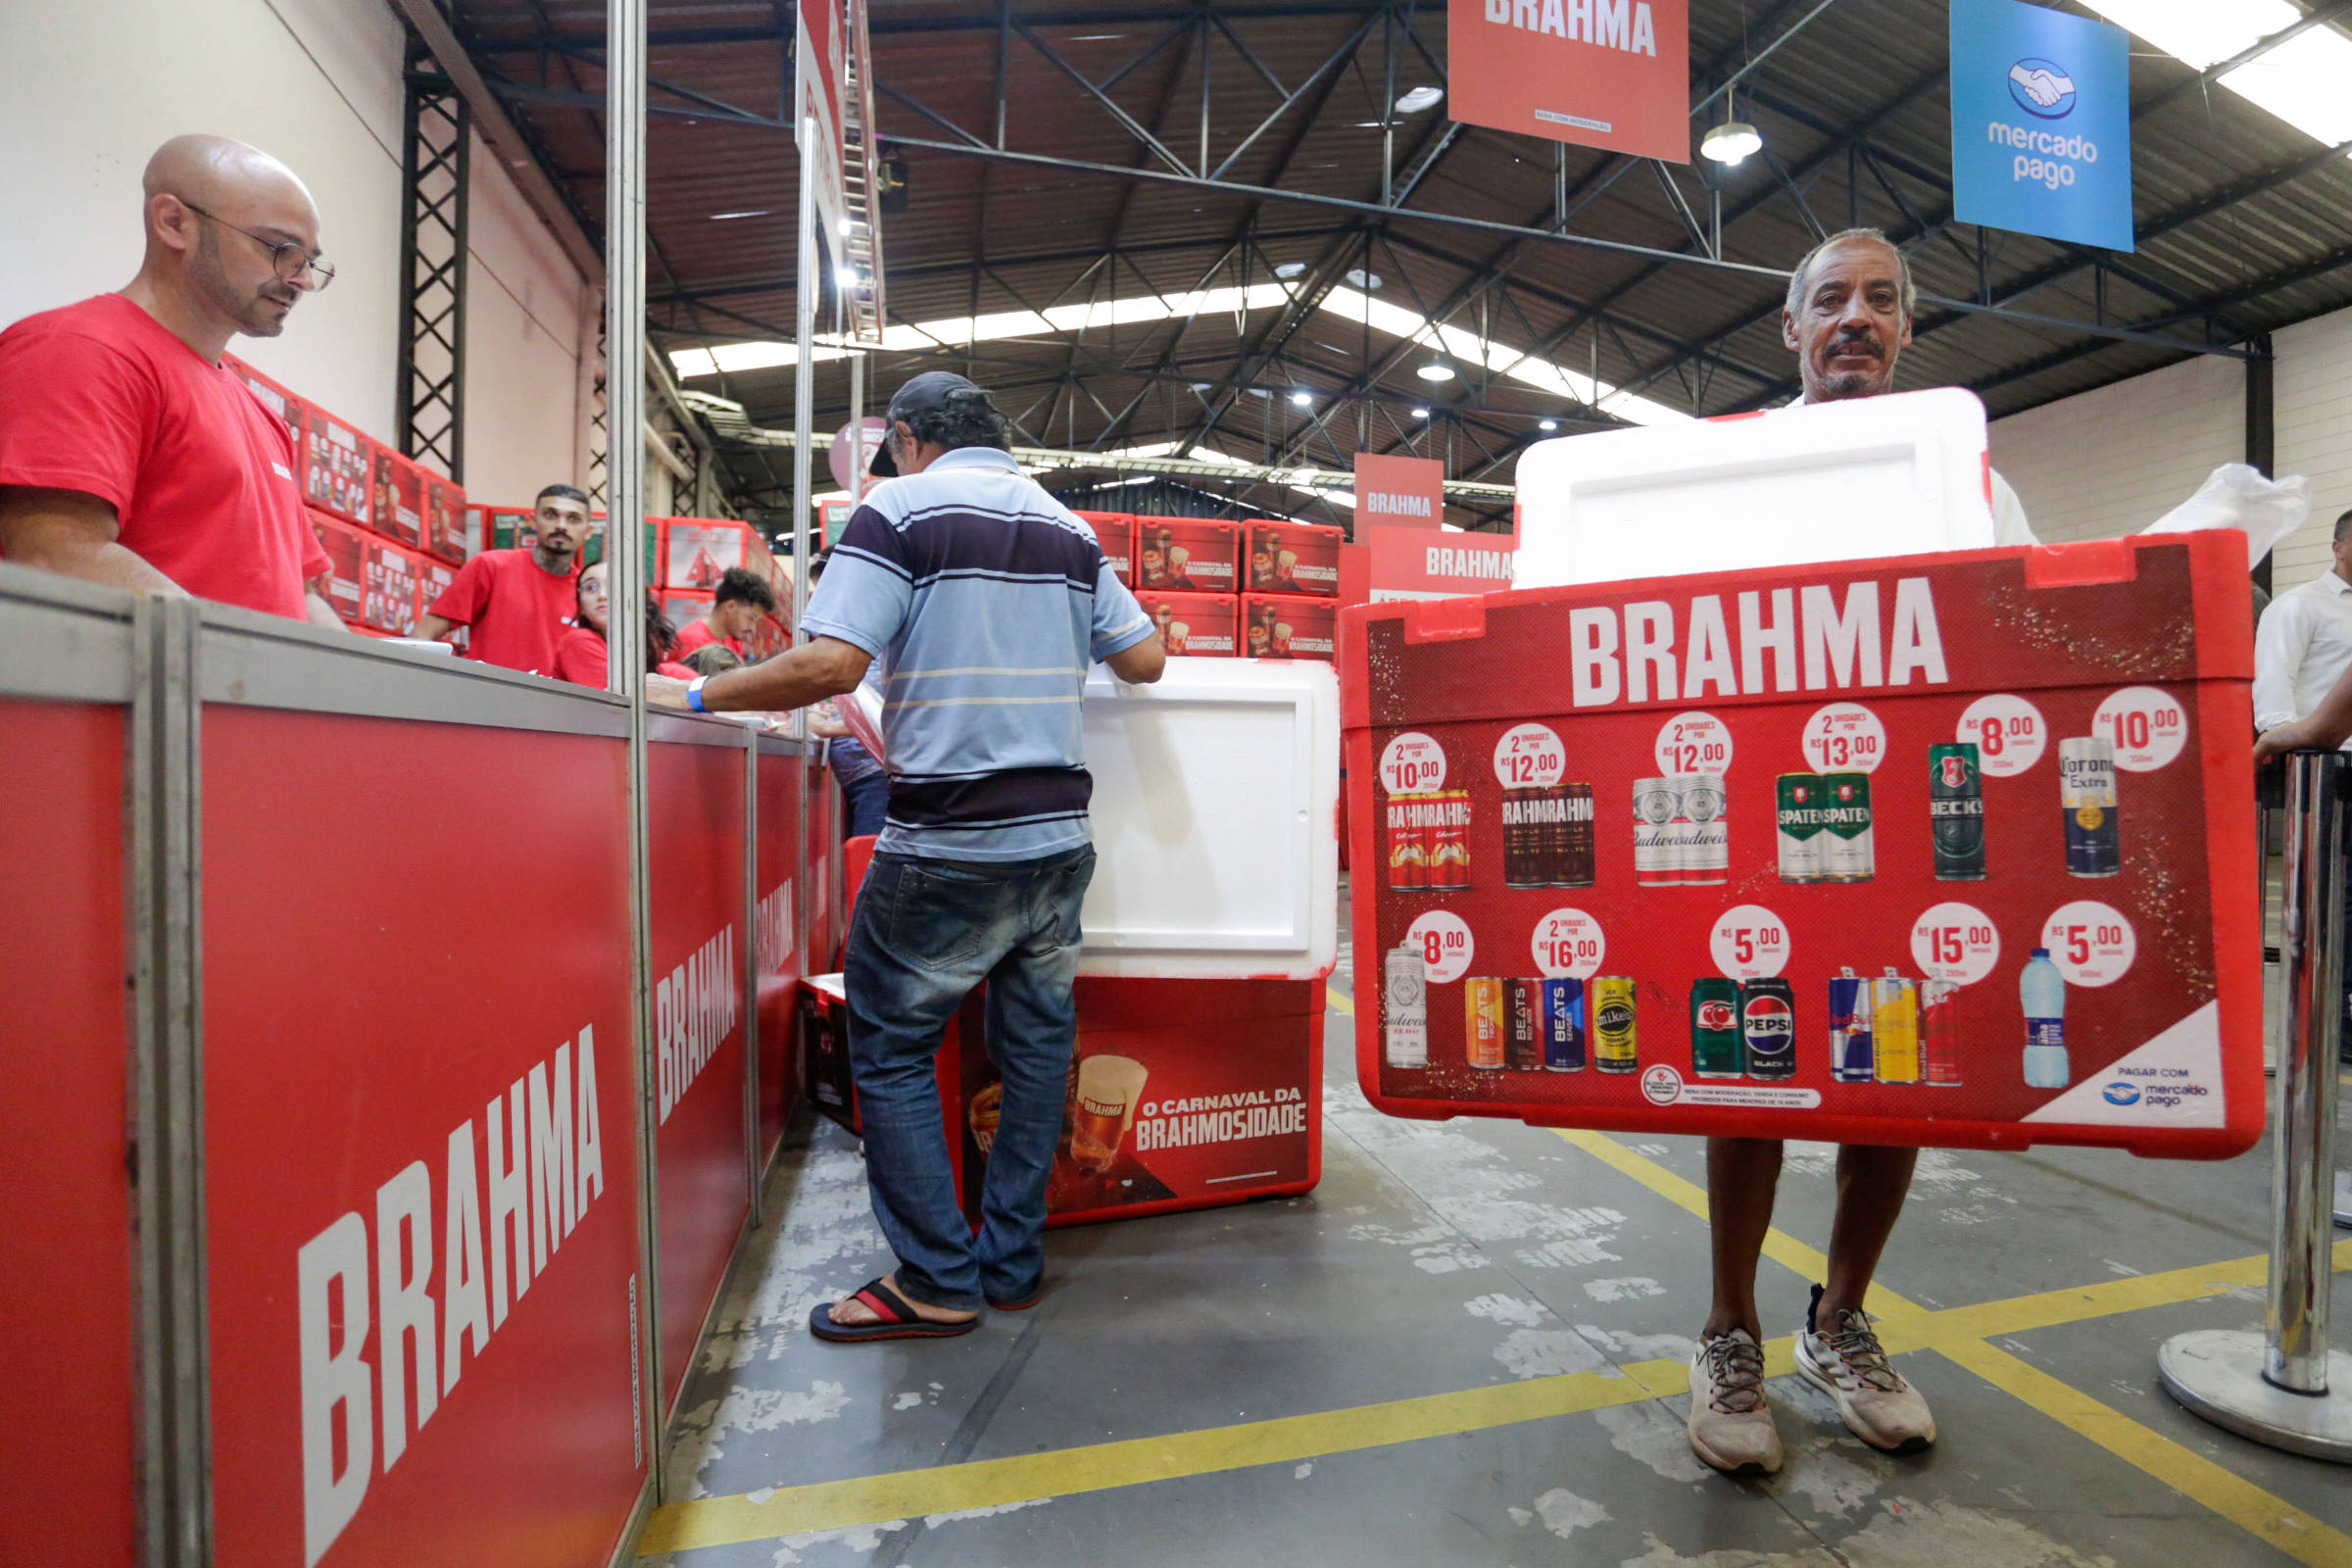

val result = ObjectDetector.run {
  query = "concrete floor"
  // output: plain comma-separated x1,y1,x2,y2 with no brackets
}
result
638,933,2352,1568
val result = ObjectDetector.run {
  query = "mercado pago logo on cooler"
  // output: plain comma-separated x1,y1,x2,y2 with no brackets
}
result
659,922,741,1122
297,1028,610,1564
1567,576,1948,708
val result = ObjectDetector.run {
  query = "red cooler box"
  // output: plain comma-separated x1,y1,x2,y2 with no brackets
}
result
1247,519,1343,597
371,447,425,547
1136,517,1241,594
1242,594,1337,662
424,473,468,563
1342,531,2261,1157
359,539,421,634
1072,511,1136,582
307,508,365,622
1136,590,1238,657
303,408,373,527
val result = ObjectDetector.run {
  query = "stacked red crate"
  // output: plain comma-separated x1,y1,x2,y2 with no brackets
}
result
1070,511,1136,583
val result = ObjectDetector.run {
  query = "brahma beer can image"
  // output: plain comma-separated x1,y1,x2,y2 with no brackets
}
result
1822,772,1875,881
1429,791,1473,889
1386,795,1426,890
1505,979,1544,1070
1870,971,1921,1084
1071,1054,1149,1172
1929,743,1986,880
1633,778,1680,887
1542,978,1587,1071
1592,976,1638,1073
1383,941,1428,1069
1777,773,1826,883
1740,977,1795,1080
2058,737,2121,877
1828,967,1875,1083
1680,773,1730,885
1465,978,1506,1069
1500,787,1550,889
1553,782,1596,886
1690,978,1741,1079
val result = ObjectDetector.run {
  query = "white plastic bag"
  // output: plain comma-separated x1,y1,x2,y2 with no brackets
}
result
2140,464,2310,568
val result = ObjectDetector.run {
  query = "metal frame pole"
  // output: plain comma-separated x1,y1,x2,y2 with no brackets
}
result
793,23,819,973
2158,751,2352,1460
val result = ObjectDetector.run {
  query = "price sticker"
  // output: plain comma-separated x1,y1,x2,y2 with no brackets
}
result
1493,722,1567,789
1908,901,2001,985
1380,732,1448,796
1405,910,1475,985
1530,907,1606,980
2090,687,2188,772
1957,694,2047,778
1709,904,1789,980
1655,711,1735,778
2038,901,2135,988
1802,703,1886,775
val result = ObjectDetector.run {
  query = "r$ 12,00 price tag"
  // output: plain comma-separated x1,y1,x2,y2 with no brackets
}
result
1493,722,1566,789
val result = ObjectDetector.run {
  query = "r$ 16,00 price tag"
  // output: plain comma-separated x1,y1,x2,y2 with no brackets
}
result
1530,907,1605,979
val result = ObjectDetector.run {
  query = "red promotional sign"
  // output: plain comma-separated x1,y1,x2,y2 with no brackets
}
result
1446,0,1690,162
1352,452,1446,530
1341,532,2262,1157
202,712,642,1568
1365,524,1518,601
756,747,805,1163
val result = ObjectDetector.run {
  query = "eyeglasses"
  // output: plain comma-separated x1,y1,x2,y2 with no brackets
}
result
179,200,336,291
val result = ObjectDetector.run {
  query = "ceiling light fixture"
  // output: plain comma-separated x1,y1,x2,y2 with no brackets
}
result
1394,85,1445,113
1411,407,1431,418
1700,87,1762,166
834,265,859,288
1289,390,1314,407
1539,417,1559,431
710,209,769,220
1344,269,1383,290
1416,363,1456,382
1274,262,1306,280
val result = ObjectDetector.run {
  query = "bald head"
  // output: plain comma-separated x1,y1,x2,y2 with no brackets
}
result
134,134,323,345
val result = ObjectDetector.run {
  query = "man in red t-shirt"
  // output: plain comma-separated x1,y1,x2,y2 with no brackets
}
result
0,134,339,623
672,564,777,662
415,483,589,676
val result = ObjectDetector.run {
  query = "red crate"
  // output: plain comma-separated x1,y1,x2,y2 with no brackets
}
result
1071,511,1136,582
1135,590,1238,657
1247,519,1344,597
1242,594,1338,662
1135,517,1241,594
423,473,468,564
358,539,421,635
370,447,425,547
306,509,364,622
661,516,757,591
1341,531,2261,1158
222,356,307,450
302,409,373,527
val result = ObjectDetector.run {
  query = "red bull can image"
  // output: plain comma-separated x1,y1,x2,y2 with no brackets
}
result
1740,977,1796,1081
1829,967,1874,1083
1542,978,1587,1071
1922,978,1963,1087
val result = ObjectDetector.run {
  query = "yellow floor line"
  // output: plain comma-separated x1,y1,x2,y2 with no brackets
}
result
1942,1339,2352,1568
1327,986,1352,1016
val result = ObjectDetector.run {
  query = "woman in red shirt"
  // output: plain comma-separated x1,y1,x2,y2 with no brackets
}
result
554,562,696,688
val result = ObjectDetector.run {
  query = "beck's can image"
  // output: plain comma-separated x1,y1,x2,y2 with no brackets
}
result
1777,772,1826,883
1870,970,1921,1084
2058,737,2121,877
1505,979,1544,1070
1592,976,1638,1073
1383,941,1428,1069
1690,977,1742,1079
1740,977,1796,1080
1465,978,1506,1069
1634,777,1680,887
1821,772,1875,881
1680,773,1730,885
1828,967,1874,1083
1542,978,1587,1071
1922,978,1963,1087
1929,743,1986,880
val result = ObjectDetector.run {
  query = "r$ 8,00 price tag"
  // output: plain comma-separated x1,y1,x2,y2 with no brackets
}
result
1405,910,1474,984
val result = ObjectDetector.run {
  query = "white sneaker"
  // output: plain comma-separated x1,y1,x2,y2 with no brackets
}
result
1793,1292,1936,1454
1687,1329,1784,1476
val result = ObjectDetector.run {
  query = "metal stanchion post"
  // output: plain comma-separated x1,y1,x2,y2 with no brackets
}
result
2158,751,2352,1461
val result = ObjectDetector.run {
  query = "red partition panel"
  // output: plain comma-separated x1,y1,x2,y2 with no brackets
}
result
0,699,136,1568
804,767,840,973
203,710,642,1568
1342,532,2262,1157
647,730,752,1413
755,746,805,1163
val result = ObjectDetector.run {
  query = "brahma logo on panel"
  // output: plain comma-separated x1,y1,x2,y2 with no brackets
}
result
1447,0,1689,161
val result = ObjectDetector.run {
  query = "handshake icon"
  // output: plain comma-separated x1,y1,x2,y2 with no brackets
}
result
2008,62,2075,109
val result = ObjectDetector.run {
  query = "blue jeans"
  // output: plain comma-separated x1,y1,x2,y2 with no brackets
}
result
837,769,890,839
843,844,1096,1309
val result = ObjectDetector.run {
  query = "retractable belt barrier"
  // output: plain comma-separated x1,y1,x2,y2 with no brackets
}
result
0,564,833,1566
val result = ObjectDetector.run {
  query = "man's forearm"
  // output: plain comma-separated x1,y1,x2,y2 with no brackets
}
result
702,644,858,710
304,588,348,630
13,530,186,598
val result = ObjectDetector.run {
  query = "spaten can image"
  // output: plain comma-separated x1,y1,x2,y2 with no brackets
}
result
1929,743,1986,880
1592,977,1638,1073
1466,978,1505,1069
1690,978,1742,1079
1870,970,1921,1084
1542,978,1587,1071
1829,967,1875,1083
1506,979,1544,1071
2058,738,2120,877
1383,941,1428,1069
1822,772,1874,882
1777,773,1825,883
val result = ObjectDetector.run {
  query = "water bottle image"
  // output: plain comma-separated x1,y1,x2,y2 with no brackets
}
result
2021,947,2070,1088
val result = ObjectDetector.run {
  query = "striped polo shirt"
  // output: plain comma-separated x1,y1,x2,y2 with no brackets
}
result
801,446,1155,862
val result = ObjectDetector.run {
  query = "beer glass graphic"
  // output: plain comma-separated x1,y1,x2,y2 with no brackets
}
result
1071,1054,1149,1172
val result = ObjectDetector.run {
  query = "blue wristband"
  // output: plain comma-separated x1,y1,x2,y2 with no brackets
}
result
686,676,709,713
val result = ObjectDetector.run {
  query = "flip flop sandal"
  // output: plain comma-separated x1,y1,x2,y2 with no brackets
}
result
808,1278,979,1343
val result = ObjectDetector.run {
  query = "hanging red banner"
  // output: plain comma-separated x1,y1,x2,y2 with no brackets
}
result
1446,0,1691,163
1352,452,1446,531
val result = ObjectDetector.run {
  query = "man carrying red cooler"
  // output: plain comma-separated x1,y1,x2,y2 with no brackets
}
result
1684,229,2038,1478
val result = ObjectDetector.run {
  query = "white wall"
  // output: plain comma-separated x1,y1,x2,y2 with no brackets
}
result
2269,306,2352,591
0,0,590,504
1986,351,2245,546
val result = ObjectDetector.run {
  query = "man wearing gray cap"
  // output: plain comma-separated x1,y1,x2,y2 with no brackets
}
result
655,371,1165,1340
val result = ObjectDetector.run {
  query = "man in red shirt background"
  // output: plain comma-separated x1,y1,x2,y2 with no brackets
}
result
416,483,590,676
672,565,777,662
0,133,341,624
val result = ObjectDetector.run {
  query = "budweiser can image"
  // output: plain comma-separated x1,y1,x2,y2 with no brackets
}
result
1070,1054,1149,1172
1929,743,1986,880
1465,978,1506,1069
1542,978,1587,1071
969,1080,1004,1157
1383,940,1429,1069
1690,978,1742,1079
1921,978,1963,1087
1553,781,1596,887
1776,772,1826,883
1592,977,1638,1073
1828,967,1875,1083
1387,795,1426,890
1506,979,1545,1070
1821,771,1875,882
1501,787,1549,890
1634,777,1681,887
2058,737,2121,877
1429,790,1473,889
1740,977,1796,1080
1680,773,1730,886
1869,971,1921,1084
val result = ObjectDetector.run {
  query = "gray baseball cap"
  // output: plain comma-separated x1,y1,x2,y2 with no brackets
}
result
869,370,991,476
